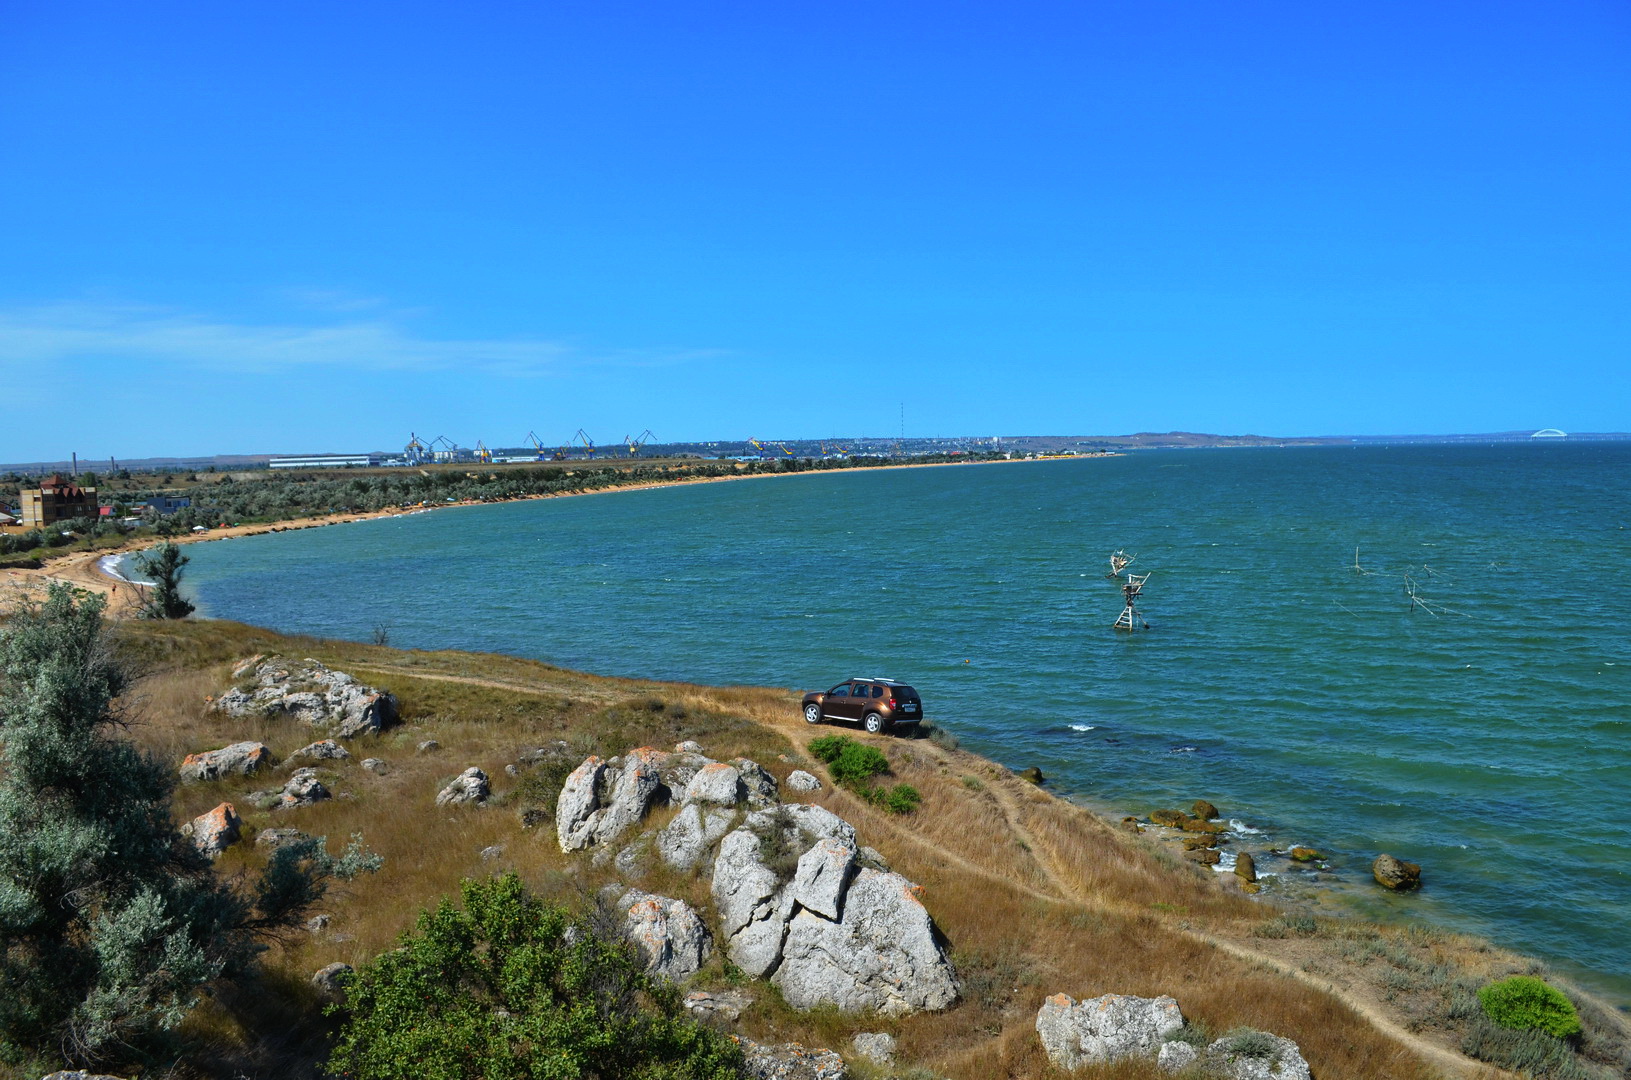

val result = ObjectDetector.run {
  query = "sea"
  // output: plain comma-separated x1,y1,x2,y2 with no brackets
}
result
149,443,1631,1004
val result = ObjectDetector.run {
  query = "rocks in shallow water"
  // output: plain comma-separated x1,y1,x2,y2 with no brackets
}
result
1149,809,1188,827
436,767,490,806
182,802,242,858
1235,851,1257,883
1181,834,1218,850
289,739,349,763
851,1032,896,1066
1035,993,1185,1069
1290,847,1321,862
1204,1030,1311,1080
738,1038,848,1080
1180,817,1225,834
1183,848,1221,865
1192,799,1220,820
1373,852,1421,890
786,769,822,793
215,656,398,738
179,741,275,782
1017,766,1045,784
1120,816,1142,834
619,889,712,983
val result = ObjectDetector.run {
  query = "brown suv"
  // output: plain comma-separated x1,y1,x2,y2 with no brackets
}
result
801,678,922,734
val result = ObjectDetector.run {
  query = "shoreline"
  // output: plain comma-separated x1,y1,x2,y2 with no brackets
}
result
27,452,1629,1015
6,453,1090,617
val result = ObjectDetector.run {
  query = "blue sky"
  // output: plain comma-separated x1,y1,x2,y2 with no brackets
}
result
2,2,1628,459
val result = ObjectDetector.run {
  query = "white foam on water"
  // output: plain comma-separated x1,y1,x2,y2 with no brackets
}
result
1228,819,1264,834
1169,745,1197,754
1212,851,1239,872
1069,723,1097,732
98,554,140,584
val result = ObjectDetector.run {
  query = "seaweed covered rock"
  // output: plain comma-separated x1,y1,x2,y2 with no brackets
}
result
1373,852,1422,890
214,655,398,738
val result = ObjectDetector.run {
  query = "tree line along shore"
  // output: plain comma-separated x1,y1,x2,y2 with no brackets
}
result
0,595,1625,1080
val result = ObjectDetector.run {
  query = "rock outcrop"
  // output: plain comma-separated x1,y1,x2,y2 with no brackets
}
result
1035,993,1185,1069
619,889,713,983
785,769,822,793
179,741,274,782
656,801,737,871
1373,853,1421,890
215,656,398,739
738,1038,847,1080
273,768,331,811
711,812,956,1016
289,739,350,762
684,989,753,1023
1203,1031,1312,1080
1159,1040,1199,1072
310,962,353,1004
436,767,491,806
181,802,242,858
850,1032,896,1066
557,749,672,851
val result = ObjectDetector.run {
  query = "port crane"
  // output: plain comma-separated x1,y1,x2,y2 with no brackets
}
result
625,430,655,456
572,429,596,458
524,431,548,461
404,432,429,466
429,435,461,463
750,437,794,457
474,440,492,464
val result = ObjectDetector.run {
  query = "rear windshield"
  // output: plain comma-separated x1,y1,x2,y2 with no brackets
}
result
891,685,919,698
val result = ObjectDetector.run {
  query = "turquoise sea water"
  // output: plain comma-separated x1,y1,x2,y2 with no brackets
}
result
170,445,1631,1003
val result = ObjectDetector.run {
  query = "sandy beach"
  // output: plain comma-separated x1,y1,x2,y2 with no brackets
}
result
3,454,1095,617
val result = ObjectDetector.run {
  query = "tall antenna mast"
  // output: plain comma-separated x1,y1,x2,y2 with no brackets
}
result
1114,572,1151,631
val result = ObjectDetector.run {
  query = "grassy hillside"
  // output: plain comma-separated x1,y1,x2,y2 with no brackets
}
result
52,618,1625,1080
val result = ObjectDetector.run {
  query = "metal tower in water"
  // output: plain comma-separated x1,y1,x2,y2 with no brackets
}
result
1114,572,1151,631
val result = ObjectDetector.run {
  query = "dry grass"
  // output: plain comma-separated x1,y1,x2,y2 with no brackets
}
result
61,618,1628,1079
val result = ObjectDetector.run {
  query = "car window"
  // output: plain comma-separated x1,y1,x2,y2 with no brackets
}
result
872,686,885,698
894,685,917,697
851,683,871,698
828,683,849,697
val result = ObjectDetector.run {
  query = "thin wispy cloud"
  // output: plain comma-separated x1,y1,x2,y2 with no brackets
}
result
0,301,723,377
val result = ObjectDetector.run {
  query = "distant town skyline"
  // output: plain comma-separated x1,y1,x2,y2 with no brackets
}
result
3,2,1628,460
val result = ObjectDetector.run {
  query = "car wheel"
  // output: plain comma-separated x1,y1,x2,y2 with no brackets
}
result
863,712,884,734
803,703,822,724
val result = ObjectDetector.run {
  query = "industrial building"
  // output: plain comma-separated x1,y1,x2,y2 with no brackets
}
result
268,453,382,470
19,475,99,527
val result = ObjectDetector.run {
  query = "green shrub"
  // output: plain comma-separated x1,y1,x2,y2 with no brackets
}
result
807,734,851,763
328,874,742,1080
1479,976,1582,1038
857,783,922,815
1219,1028,1281,1059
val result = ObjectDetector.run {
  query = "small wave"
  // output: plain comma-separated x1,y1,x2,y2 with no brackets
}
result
1169,745,1198,754
1228,819,1264,834
1069,723,1097,732
98,554,141,585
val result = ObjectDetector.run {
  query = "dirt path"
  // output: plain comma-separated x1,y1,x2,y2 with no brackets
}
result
900,735,1506,1080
